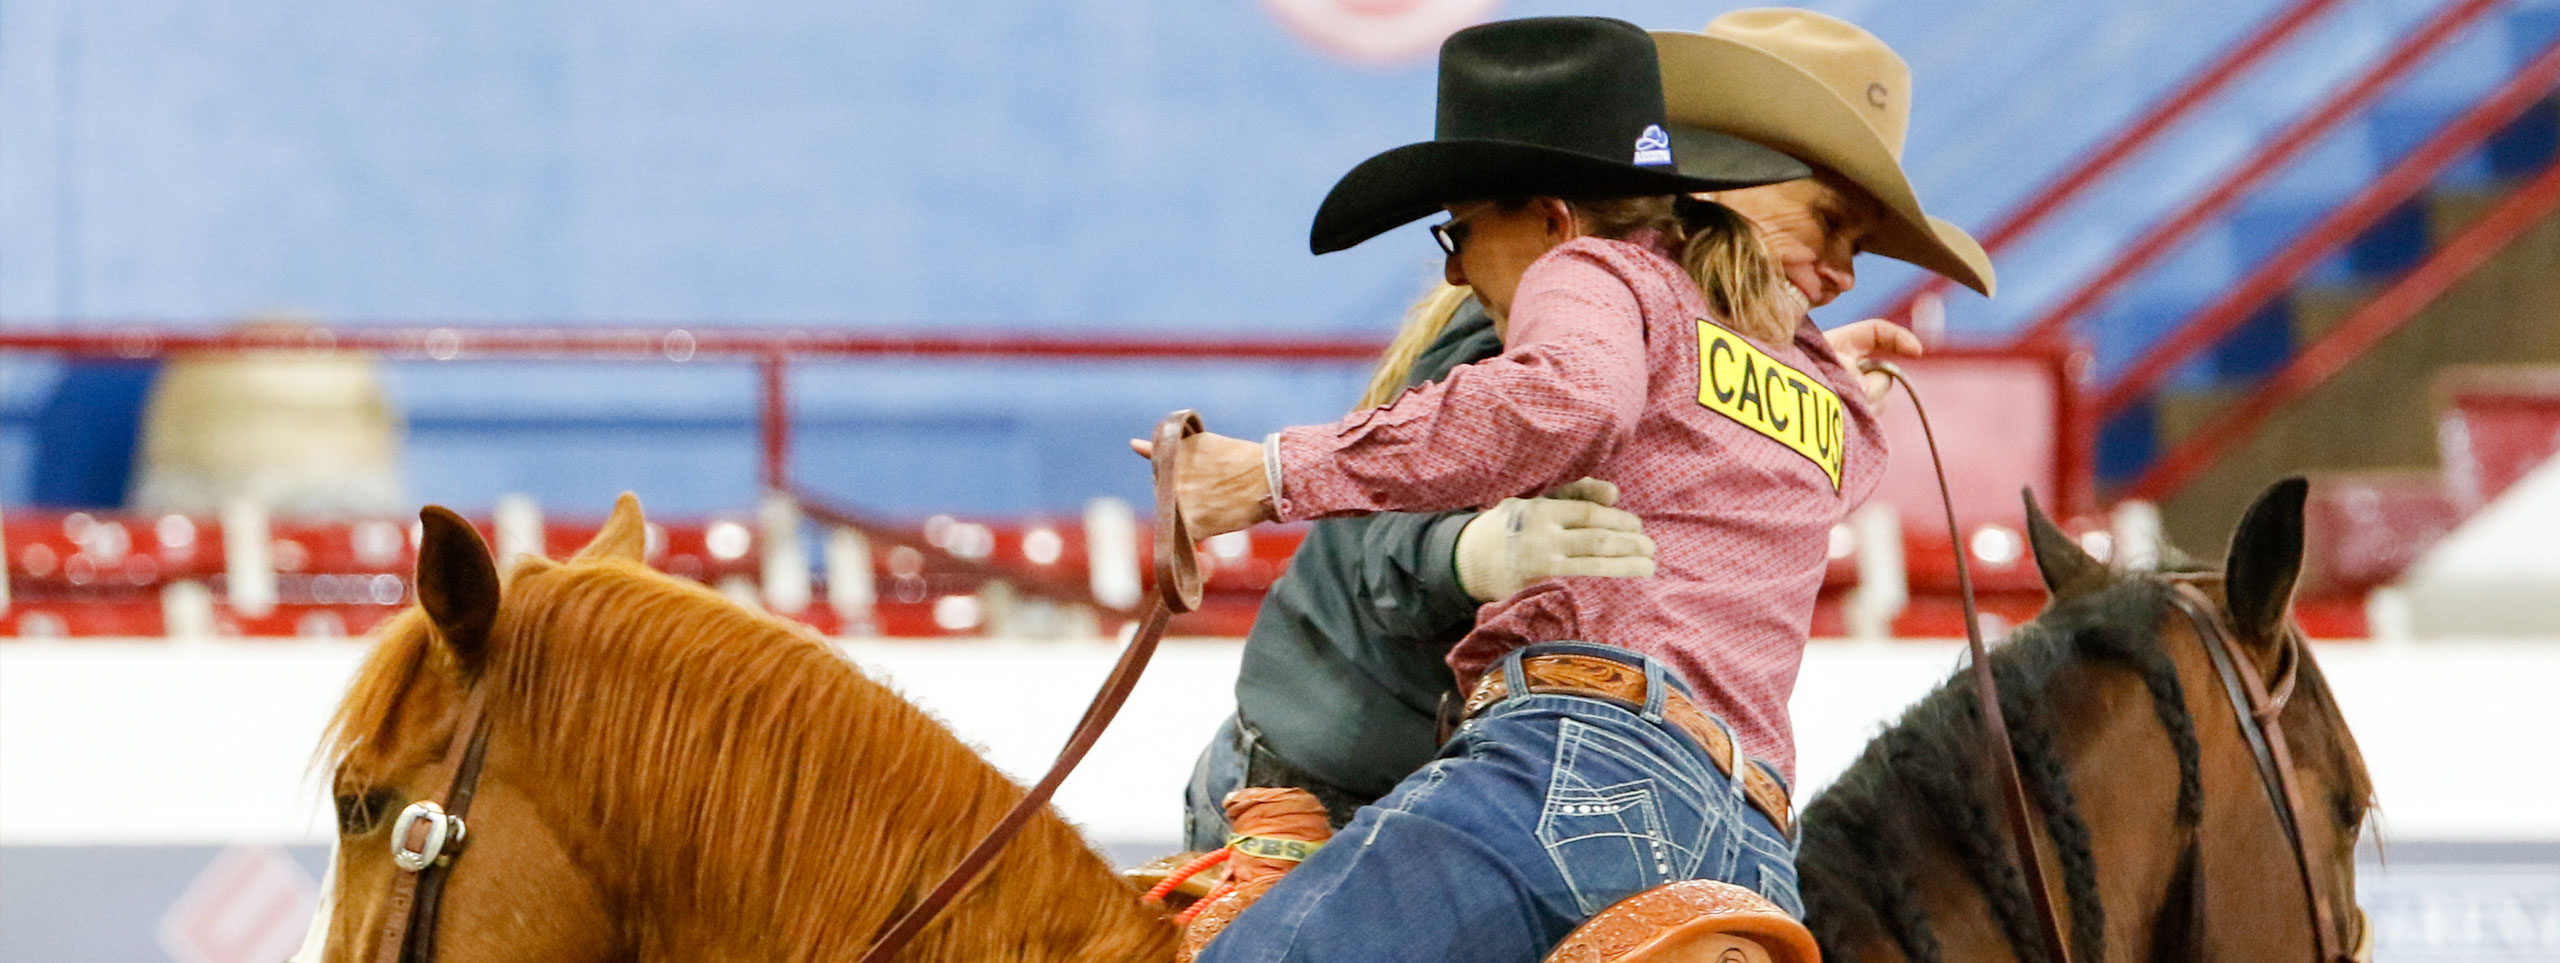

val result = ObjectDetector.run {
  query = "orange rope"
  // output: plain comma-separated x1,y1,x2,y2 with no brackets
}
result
1141,848,1231,905
1173,880,1238,926
1219,788,1332,885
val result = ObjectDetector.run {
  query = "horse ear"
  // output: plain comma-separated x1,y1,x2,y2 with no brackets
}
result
2024,488,2109,602
2223,477,2309,647
417,506,501,676
573,492,648,562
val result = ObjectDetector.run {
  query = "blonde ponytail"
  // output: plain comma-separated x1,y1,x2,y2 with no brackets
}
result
1357,282,1474,411
1569,195,1793,346
1674,199,1793,345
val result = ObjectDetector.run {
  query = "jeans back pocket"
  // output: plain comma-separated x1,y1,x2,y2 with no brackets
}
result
1536,718,1707,915
1538,780,1672,916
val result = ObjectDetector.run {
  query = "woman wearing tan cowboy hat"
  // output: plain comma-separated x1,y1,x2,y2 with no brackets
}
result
1653,7,1994,324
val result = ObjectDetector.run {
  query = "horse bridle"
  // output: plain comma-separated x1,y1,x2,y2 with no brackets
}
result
1877,363,2364,963
2166,577,2366,963
372,684,495,963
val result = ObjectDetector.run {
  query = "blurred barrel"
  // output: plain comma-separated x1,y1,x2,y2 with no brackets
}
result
128,322,406,519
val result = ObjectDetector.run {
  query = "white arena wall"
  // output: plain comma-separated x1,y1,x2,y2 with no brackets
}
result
5,636,2557,961
6,636,2556,845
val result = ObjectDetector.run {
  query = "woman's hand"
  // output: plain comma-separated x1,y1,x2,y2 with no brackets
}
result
1823,318,1924,410
1128,430,1275,538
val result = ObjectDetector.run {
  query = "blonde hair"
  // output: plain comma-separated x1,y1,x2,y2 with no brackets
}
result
1570,195,1794,345
1357,281,1477,410
1356,197,1792,411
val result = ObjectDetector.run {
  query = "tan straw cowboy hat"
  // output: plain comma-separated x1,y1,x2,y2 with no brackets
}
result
1653,9,1996,296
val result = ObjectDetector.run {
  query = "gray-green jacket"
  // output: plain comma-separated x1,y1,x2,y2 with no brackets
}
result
1231,298,1503,797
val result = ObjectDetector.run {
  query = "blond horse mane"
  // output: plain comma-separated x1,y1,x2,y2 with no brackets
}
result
323,551,1176,961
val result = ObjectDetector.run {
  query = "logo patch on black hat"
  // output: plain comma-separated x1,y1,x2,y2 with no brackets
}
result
1632,124,1673,167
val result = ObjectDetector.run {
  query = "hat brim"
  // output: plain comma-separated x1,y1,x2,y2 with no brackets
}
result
1654,31,1995,296
1310,138,1809,255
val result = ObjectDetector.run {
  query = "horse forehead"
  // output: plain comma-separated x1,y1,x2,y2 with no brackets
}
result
336,671,474,778
2285,667,2373,813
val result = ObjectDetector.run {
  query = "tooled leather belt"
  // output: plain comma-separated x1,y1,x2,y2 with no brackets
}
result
1461,652,1793,836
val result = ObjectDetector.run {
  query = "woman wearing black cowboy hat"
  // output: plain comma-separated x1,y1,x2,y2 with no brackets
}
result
1145,16,1905,962
1177,9,1995,869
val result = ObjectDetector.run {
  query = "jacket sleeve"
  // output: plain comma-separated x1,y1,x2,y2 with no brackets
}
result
1339,509,1480,642
1272,241,1649,521
1342,300,1500,642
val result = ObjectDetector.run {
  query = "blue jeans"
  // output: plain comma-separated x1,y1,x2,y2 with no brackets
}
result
1185,715,1372,852
1195,642,1800,963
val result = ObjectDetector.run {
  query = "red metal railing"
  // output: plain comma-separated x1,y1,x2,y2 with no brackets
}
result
761,356,791,491
0,331,2102,637
1879,0,2353,323
2124,155,2560,501
0,330,1390,630
0,326,1388,497
793,489,1124,612
1,327,2099,509
2095,40,2560,421
2004,0,2506,349
0,327,1387,363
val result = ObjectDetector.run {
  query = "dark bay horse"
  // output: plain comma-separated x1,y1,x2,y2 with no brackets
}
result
313,496,1179,962
1795,478,2375,963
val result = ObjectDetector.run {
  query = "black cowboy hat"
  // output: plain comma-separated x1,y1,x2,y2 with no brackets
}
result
1309,16,1810,255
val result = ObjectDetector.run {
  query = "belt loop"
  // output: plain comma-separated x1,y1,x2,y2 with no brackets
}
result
1720,718,1748,807
1236,716,1262,761
1639,657,1670,723
1499,647,1533,698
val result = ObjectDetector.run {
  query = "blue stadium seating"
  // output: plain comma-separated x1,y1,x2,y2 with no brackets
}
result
4,0,2554,513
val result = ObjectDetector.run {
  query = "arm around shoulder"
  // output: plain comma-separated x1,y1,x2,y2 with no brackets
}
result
1271,244,1653,521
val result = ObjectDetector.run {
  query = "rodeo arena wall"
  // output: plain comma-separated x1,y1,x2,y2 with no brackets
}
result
4,0,2560,960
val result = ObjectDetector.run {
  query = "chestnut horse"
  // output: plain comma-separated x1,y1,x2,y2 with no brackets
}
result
1795,478,2375,963
312,495,1178,962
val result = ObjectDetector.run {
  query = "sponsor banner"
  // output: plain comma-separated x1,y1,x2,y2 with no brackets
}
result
1261,0,1502,64
2363,865,2560,961
159,846,318,963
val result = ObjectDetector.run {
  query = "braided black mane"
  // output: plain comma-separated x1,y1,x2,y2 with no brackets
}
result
1795,577,2207,963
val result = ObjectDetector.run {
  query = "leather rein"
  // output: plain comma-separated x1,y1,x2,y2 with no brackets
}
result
1869,362,2076,963
1877,361,2358,963
849,410,1207,963
368,411,1210,963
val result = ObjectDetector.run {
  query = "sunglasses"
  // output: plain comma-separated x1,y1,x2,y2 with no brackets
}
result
1430,205,1493,256
1430,221,1466,257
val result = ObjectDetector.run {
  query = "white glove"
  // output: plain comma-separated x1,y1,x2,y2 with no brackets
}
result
1455,478,1657,603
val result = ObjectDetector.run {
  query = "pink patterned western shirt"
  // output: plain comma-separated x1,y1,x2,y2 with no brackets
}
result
1270,234,1886,780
